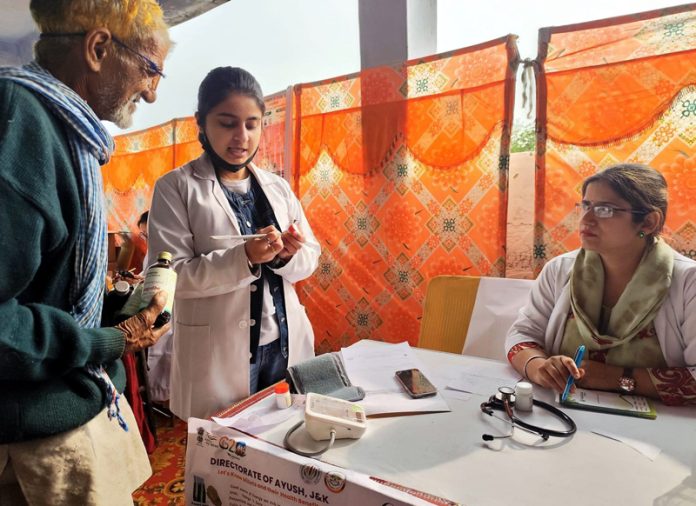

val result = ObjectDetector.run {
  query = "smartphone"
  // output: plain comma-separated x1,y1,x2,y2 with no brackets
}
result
395,369,437,398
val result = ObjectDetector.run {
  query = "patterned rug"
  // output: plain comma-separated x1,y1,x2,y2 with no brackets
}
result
133,418,187,505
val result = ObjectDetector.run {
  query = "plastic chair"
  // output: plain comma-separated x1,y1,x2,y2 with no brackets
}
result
417,276,481,354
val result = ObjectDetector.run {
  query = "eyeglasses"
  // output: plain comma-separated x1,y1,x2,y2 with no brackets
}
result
39,32,165,79
111,35,166,79
576,201,648,219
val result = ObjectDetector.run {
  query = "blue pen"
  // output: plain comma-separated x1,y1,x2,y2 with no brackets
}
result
561,345,586,402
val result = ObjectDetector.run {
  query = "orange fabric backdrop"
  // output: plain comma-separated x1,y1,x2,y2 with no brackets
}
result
102,91,288,234
534,5,696,273
295,37,519,353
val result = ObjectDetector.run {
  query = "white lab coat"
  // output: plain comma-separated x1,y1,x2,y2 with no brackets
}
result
148,154,320,419
505,248,696,370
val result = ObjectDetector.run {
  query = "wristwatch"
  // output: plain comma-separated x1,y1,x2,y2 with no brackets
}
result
618,367,636,394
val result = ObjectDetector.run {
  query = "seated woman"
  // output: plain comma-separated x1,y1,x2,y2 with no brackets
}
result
506,164,696,405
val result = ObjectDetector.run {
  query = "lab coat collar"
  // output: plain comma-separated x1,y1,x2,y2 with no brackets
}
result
191,153,280,235
191,153,273,188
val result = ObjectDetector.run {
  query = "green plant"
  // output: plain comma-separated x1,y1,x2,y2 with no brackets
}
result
511,124,536,153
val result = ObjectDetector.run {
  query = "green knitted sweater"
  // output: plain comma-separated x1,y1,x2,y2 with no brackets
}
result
0,79,126,444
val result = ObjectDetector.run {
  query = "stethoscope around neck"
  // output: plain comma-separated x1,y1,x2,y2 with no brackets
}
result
480,386,577,442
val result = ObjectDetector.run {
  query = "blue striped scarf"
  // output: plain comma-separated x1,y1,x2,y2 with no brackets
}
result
0,62,127,429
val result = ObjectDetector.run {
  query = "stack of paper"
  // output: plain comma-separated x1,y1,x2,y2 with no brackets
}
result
340,341,450,416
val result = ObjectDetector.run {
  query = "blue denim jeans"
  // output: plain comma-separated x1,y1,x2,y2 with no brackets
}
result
249,339,288,394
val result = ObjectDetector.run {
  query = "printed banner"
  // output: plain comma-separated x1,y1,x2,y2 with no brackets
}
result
185,418,448,506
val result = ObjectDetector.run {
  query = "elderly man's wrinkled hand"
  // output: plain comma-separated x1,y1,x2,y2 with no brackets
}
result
115,290,171,354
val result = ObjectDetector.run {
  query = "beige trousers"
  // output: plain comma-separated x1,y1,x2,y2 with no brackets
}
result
0,399,151,506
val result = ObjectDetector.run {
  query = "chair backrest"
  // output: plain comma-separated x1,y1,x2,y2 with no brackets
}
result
417,276,481,354
462,277,534,361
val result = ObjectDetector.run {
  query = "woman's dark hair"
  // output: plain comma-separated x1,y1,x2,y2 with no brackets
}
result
196,67,265,126
138,210,149,226
582,164,668,237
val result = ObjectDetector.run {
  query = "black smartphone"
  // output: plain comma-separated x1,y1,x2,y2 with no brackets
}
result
395,369,437,398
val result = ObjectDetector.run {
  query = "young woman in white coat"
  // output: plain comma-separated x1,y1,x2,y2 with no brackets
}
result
148,67,320,419
506,164,696,406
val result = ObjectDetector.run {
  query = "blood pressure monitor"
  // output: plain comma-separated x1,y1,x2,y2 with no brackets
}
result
305,392,367,441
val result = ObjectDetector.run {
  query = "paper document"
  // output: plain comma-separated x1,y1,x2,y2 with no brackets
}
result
340,341,450,416
212,395,303,433
447,361,521,395
561,388,657,419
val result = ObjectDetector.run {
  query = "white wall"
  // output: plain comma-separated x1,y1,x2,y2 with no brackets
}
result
110,0,360,135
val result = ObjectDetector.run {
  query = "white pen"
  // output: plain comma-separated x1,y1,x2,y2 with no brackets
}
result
211,234,267,240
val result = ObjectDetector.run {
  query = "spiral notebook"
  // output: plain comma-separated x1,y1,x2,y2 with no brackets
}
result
560,388,657,419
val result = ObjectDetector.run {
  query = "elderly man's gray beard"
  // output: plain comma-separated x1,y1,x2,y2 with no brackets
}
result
110,97,137,129
98,84,139,129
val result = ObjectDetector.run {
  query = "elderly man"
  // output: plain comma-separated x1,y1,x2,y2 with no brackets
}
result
0,1,172,504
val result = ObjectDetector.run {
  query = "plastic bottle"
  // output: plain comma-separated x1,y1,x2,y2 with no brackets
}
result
515,381,534,411
138,251,177,328
274,381,292,409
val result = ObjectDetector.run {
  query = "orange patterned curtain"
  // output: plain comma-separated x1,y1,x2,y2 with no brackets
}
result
102,117,201,233
102,93,289,233
294,36,519,353
534,5,696,274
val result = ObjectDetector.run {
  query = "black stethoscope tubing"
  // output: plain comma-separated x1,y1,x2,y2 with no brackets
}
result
480,388,577,441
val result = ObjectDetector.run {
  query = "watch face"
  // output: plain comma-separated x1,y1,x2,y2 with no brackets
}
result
619,376,636,393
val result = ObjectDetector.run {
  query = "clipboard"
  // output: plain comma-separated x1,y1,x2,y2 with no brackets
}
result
560,388,657,420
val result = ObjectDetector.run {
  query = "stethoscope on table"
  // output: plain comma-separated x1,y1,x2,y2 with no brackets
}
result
480,386,577,442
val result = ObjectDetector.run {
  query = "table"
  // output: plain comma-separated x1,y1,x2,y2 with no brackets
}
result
216,342,696,506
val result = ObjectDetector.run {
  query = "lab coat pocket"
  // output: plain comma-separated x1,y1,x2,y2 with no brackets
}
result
175,322,211,381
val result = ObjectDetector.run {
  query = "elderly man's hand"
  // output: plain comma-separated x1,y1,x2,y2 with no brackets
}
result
114,290,171,353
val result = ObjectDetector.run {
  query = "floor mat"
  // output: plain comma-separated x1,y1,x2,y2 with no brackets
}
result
133,417,187,505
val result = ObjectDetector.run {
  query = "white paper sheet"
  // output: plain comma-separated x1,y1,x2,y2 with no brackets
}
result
447,360,522,395
340,341,450,416
212,395,304,433
441,388,473,401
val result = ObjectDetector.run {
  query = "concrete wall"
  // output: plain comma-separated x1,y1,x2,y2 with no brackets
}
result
506,152,535,279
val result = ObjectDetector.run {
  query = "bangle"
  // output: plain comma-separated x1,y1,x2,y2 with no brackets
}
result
523,355,546,381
